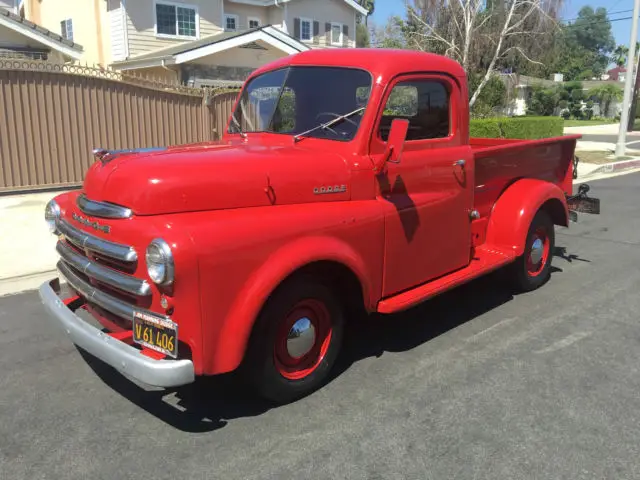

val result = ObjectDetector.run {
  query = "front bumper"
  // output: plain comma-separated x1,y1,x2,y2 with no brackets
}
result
39,278,195,387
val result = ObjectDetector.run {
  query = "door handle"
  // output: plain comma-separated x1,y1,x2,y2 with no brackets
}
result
453,159,466,168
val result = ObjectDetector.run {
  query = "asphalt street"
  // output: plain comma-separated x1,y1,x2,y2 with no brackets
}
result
2,173,640,480
580,132,640,148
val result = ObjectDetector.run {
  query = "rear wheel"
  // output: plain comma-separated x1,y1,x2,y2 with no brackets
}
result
512,210,555,292
243,277,344,404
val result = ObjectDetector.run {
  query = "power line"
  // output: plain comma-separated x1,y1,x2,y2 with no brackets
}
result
563,16,635,29
561,9,633,23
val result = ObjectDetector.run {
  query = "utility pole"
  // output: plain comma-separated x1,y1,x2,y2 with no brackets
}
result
627,51,640,132
616,0,640,157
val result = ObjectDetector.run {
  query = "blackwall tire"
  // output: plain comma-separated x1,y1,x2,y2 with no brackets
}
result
512,210,555,293
243,277,344,404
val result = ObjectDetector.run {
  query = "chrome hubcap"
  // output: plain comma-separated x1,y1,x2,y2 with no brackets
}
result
286,317,316,358
530,238,544,265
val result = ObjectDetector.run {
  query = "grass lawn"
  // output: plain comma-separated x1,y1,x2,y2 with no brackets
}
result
564,119,617,127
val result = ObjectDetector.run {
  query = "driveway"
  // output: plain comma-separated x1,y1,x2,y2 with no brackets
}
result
2,173,640,479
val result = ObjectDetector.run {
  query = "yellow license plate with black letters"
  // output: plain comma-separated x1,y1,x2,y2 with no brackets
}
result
132,311,178,358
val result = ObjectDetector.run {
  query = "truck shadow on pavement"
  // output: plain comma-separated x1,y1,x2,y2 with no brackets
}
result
79,246,585,434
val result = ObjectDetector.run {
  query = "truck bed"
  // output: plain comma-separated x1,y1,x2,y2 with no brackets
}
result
471,135,580,218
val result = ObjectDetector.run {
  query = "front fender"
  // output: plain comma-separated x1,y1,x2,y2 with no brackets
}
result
210,235,375,373
486,178,568,256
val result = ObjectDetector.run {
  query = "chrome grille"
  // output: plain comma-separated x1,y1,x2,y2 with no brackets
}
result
57,218,137,262
56,240,150,296
56,217,148,326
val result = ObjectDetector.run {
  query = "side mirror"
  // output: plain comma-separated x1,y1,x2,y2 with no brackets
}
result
374,118,409,173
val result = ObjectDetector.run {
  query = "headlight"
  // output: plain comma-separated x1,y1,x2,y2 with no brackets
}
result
145,238,174,285
44,200,61,234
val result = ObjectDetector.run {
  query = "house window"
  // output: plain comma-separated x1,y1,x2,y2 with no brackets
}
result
156,2,198,39
331,22,342,45
300,18,312,41
60,19,73,41
248,17,261,29
224,14,239,31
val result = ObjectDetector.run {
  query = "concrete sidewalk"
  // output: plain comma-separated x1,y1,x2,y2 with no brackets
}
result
0,191,66,296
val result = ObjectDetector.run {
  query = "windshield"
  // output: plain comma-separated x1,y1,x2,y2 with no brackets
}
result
228,66,372,141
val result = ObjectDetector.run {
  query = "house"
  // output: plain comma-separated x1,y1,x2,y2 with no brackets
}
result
606,66,627,82
14,0,367,84
0,3,82,62
499,73,624,118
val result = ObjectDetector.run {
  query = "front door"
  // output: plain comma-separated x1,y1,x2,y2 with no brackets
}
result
371,74,474,297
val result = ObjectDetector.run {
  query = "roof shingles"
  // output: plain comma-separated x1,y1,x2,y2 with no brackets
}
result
0,7,82,52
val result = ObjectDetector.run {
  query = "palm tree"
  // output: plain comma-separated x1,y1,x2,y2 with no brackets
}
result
611,43,640,68
360,0,374,26
612,45,629,67
588,84,624,117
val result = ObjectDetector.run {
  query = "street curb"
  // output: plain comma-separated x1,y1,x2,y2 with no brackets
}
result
579,158,640,178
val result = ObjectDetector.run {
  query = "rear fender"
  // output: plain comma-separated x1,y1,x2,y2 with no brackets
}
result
210,236,373,373
486,178,568,256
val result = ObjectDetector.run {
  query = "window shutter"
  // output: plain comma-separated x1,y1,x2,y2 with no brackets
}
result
325,22,331,44
313,21,320,44
294,17,301,39
343,25,349,47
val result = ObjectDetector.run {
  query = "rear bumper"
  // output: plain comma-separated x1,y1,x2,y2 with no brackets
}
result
39,278,195,388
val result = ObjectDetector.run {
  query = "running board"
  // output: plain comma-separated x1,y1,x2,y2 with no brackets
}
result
377,245,516,314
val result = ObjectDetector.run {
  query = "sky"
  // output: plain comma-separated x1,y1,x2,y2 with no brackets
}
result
371,0,638,47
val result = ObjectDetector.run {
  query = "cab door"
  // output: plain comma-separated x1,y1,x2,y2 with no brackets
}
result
371,74,474,297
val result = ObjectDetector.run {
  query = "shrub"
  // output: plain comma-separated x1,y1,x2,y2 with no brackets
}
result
561,110,571,120
470,116,564,139
527,86,558,116
468,73,507,118
570,103,584,119
468,118,502,138
584,100,594,120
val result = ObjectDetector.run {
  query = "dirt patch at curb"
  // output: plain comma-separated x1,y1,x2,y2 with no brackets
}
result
576,151,634,164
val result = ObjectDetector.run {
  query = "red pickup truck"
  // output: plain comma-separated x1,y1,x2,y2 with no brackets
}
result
40,49,599,404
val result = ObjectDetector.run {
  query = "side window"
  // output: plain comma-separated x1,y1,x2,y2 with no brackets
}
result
379,80,450,141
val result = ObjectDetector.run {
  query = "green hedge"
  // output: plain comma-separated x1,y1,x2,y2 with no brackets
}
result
470,116,564,139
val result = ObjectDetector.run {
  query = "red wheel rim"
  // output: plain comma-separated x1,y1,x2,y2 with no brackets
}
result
273,299,333,380
526,226,550,277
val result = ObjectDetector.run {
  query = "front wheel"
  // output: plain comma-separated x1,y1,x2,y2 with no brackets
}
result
511,210,555,292
242,277,344,404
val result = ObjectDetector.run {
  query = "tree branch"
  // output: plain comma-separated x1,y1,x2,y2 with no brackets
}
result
469,0,517,107
500,46,545,65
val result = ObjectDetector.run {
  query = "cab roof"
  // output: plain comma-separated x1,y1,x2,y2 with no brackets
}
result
249,48,466,83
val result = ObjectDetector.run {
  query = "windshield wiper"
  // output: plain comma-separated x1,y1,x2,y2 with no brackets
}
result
230,112,247,139
293,107,365,143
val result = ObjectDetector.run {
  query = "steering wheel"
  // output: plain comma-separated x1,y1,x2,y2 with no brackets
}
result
315,112,360,127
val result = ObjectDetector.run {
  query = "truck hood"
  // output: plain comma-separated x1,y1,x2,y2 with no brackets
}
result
82,141,351,215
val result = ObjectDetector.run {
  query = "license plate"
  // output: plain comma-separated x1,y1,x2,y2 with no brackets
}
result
567,196,600,214
132,311,178,358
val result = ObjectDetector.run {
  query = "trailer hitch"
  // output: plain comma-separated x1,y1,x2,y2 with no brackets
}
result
566,184,600,222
